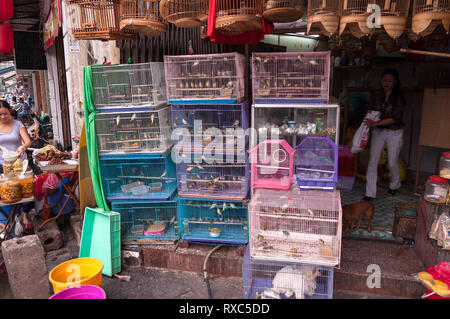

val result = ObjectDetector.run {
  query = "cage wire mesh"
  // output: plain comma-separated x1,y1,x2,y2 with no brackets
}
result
90,62,167,109
249,187,342,266
111,199,179,241
68,0,136,40
164,53,245,103
307,0,340,35
252,52,330,103
215,0,264,35
159,0,209,28
412,0,450,36
120,0,168,36
242,247,334,299
95,107,172,155
262,0,304,23
178,198,249,245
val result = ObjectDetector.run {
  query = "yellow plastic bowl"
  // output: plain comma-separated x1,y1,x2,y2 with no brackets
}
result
49,257,103,294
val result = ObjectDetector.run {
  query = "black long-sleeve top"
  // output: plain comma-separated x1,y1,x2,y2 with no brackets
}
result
369,89,407,130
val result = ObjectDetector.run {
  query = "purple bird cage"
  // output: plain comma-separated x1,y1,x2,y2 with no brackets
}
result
295,136,338,191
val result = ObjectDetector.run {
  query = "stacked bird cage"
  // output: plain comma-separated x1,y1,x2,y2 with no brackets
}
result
120,0,168,36
68,0,136,40
307,0,340,36
339,0,373,38
159,0,209,28
263,0,304,23
177,197,249,245
248,187,342,266
242,246,334,299
91,62,167,110
412,0,450,37
164,53,246,104
171,102,250,200
215,0,264,35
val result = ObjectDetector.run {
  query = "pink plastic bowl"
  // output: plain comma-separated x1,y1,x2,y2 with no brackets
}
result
49,285,106,299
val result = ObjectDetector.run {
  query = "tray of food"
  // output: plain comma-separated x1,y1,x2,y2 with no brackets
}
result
38,159,79,171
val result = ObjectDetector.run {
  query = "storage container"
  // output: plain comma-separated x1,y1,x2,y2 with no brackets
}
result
248,188,342,267
178,197,248,245
0,176,21,203
439,152,450,180
17,172,34,198
164,53,245,104
295,136,338,191
95,107,172,155
424,175,448,204
99,153,177,201
242,246,334,299
111,197,179,242
252,52,330,104
90,62,166,109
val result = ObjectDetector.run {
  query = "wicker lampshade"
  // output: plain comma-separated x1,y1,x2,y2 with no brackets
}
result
159,0,209,28
307,0,340,36
412,0,450,36
120,0,168,36
215,0,264,35
68,0,136,40
339,0,373,38
263,0,304,23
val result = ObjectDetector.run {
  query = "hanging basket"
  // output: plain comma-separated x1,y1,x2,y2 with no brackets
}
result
339,14,372,38
262,0,303,23
120,0,168,36
215,0,264,35
307,0,340,36
381,16,407,39
159,0,208,28
68,0,136,40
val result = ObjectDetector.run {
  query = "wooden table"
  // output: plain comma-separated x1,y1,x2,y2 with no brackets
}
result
37,163,80,230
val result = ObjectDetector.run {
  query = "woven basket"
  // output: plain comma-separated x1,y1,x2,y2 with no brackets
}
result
159,0,207,28
216,14,262,34
120,18,168,36
263,7,303,23
381,15,407,39
412,11,450,36
307,12,339,36
339,14,372,38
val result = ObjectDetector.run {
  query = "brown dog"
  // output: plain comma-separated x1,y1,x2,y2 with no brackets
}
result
342,201,374,234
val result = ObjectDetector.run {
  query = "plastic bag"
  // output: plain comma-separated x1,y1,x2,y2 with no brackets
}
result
42,173,59,192
351,111,381,154
429,213,444,240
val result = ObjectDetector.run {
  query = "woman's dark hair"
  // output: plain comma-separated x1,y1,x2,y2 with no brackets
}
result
0,100,11,110
12,96,16,102
380,68,403,104
9,109,18,119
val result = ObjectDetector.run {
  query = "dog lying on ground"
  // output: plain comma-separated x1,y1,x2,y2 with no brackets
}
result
342,200,374,234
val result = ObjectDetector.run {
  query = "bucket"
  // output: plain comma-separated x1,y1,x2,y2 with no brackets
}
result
49,257,103,294
49,285,106,299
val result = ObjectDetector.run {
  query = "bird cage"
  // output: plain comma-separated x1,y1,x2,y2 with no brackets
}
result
68,0,136,40
307,0,340,36
339,0,373,38
178,197,249,245
215,0,264,35
263,0,304,23
242,247,334,299
249,140,295,190
164,53,246,104
378,0,411,39
159,0,209,28
295,136,338,191
248,187,342,266
95,107,173,155
412,0,450,36
252,52,330,104
111,198,179,242
99,153,177,201
90,62,167,109
120,0,168,36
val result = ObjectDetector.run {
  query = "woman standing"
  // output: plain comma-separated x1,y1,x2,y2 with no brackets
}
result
363,68,407,201
0,100,33,229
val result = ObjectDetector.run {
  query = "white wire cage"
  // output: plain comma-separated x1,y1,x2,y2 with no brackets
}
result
307,0,340,36
412,0,450,36
263,0,304,23
249,187,342,267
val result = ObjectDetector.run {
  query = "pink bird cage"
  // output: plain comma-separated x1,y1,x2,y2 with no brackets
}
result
249,140,295,190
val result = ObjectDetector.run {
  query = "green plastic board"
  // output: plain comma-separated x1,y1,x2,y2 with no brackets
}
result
79,207,121,276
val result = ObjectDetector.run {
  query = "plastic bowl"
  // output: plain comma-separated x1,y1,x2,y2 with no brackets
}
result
49,285,106,299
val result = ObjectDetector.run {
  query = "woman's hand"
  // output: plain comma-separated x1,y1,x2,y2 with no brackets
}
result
16,145,26,157
364,119,378,127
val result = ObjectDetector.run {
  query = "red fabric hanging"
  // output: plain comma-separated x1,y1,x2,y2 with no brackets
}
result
0,0,14,22
0,23,14,53
207,0,273,45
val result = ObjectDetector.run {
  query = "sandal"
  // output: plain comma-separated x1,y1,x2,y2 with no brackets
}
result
387,189,397,196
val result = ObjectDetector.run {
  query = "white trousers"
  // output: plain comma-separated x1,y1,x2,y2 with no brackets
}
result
365,128,404,198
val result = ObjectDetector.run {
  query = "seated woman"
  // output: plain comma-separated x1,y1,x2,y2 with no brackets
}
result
0,100,33,230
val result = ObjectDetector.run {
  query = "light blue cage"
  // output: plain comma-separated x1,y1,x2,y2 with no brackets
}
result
177,197,248,245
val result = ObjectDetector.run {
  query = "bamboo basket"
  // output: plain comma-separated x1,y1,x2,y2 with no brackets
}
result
68,0,136,40
159,0,209,28
339,0,373,38
120,0,168,36
307,0,340,36
215,0,264,35
263,0,304,23
412,0,450,36
378,0,410,39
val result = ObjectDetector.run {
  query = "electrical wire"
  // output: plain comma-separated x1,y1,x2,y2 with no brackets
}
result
203,244,223,299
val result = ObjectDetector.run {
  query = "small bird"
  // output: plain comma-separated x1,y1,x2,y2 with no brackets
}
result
307,208,314,217
151,113,155,124
283,230,290,237
297,55,303,62
222,202,227,211
186,165,194,173
116,115,121,126
319,239,325,246
161,170,166,178
182,118,189,126
210,202,217,209
130,113,136,122
217,208,222,216
197,163,204,170
232,120,240,128
308,60,318,66
229,203,236,209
